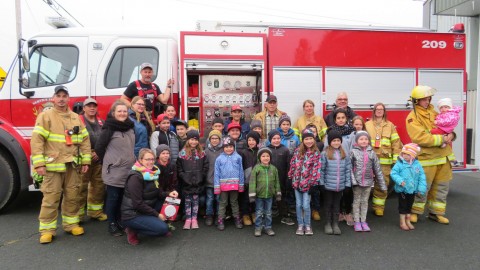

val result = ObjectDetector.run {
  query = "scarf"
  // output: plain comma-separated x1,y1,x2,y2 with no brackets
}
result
329,123,355,137
103,115,134,132
132,161,160,182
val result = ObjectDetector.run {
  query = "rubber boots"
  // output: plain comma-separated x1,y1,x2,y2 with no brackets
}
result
39,233,53,244
332,213,341,235
324,212,333,235
410,213,418,223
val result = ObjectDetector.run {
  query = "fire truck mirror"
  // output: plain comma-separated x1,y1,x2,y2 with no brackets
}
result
22,51,30,72
21,73,30,88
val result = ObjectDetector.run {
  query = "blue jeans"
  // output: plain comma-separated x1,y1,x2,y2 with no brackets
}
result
205,187,219,216
295,189,311,227
255,198,273,229
105,185,124,224
123,215,169,236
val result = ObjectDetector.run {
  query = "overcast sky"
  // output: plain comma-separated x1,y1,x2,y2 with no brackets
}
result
0,0,424,72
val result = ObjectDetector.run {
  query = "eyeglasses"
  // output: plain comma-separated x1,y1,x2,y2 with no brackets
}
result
135,103,146,106
337,98,348,101
142,158,155,162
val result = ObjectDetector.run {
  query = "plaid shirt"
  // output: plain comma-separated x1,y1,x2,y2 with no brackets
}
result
265,113,279,136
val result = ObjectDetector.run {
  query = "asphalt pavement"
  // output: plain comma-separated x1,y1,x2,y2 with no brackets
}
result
1,172,479,270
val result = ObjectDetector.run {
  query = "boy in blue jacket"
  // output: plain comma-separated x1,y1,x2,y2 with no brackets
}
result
276,115,300,154
390,143,427,231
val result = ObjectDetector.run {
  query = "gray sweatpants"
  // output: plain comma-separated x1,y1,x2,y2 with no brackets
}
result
352,186,372,223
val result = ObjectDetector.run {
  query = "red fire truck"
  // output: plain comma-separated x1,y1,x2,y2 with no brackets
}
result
0,21,467,211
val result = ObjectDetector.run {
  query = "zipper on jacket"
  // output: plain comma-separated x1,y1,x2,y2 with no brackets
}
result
264,166,269,198
361,148,368,186
335,150,340,192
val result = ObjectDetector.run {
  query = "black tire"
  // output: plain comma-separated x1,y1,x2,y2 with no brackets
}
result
0,152,20,213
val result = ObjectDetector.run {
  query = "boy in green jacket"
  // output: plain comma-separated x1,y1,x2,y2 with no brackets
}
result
249,148,282,237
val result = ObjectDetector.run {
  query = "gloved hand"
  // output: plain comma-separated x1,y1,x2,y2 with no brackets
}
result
249,196,256,203
276,192,282,202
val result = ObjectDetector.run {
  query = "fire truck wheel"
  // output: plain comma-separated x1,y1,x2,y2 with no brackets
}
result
0,152,20,213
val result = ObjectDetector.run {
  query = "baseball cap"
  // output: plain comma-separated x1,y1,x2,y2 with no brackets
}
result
266,95,277,102
140,62,154,70
83,97,97,106
54,85,69,95
231,105,242,111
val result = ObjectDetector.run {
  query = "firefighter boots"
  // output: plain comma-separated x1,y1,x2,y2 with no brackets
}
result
429,214,450,225
39,233,53,244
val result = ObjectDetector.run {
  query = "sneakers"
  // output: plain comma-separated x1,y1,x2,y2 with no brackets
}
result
354,222,363,232
191,218,199,229
296,226,304,235
361,222,371,232
410,213,418,223
264,228,276,236
345,214,354,226
234,216,244,229
243,214,252,226
374,209,384,217
312,210,321,221
126,228,139,246
254,228,262,237
205,215,214,226
281,216,295,226
304,226,313,235
109,222,123,236
39,233,53,244
183,219,192,230
217,218,225,231
428,214,450,225
324,223,333,235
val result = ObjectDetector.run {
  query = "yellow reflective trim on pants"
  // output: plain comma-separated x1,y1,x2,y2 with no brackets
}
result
87,203,104,211
33,126,50,138
78,207,85,216
419,157,447,167
62,215,80,224
39,220,57,231
429,201,446,212
379,158,393,165
433,134,443,147
46,163,67,172
372,197,385,206
412,202,425,211
391,133,399,141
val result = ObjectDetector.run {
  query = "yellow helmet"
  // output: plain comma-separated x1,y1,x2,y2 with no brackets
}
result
410,85,436,100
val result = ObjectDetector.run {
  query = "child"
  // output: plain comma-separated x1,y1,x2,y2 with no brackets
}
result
212,117,225,134
155,144,179,231
431,98,461,148
348,116,366,150
305,123,324,222
176,130,208,230
276,115,300,154
390,143,427,231
305,123,325,151
320,130,352,235
227,122,247,152
150,114,180,163
249,148,281,237
251,120,267,148
350,131,387,232
240,131,260,226
267,130,295,226
288,129,322,236
172,119,189,150
214,136,245,230
204,130,223,226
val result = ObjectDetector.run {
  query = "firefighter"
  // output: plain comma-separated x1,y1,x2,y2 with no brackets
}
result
77,97,107,222
406,85,455,224
121,62,174,118
365,102,403,216
31,85,91,244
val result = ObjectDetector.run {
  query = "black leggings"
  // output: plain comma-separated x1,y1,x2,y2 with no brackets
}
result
340,187,353,214
324,190,342,218
398,193,415,214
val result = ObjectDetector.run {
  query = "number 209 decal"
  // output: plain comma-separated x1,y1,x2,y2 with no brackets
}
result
422,40,447,49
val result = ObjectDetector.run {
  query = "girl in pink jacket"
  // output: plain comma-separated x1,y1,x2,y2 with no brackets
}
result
431,98,461,148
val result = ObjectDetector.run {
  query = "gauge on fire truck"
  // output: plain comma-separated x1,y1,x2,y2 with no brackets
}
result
224,81,231,90
234,81,241,90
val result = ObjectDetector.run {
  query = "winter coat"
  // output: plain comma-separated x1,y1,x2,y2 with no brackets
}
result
129,109,150,157
288,149,322,192
350,145,387,190
223,117,251,140
156,161,178,197
391,157,427,195
434,106,461,133
214,152,245,194
293,114,328,141
249,164,281,199
267,144,291,187
406,104,455,166
234,139,247,153
324,106,357,127
121,169,161,221
253,108,286,139
276,127,301,154
176,149,208,195
324,132,354,154
240,147,258,185
365,120,403,165
95,117,136,188
150,129,180,163
320,149,352,192
205,143,223,188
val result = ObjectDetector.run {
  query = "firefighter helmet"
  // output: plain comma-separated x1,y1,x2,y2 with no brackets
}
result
410,85,436,100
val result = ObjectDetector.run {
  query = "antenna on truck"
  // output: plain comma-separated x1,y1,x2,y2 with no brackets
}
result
43,0,84,27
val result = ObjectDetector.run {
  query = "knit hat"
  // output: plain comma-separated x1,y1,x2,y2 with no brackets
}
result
257,147,272,159
268,130,281,143
208,129,222,140
212,117,224,126
156,114,169,123
186,130,200,140
278,114,291,126
437,98,453,110
246,131,260,145
402,143,421,158
250,120,262,130
355,130,371,143
227,122,242,132
222,136,235,147
156,144,171,158
301,128,315,141
327,129,342,145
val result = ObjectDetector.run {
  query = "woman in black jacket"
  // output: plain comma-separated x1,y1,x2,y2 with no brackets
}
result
121,148,178,245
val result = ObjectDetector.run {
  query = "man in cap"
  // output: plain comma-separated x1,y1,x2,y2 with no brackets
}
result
223,104,250,139
77,97,107,222
253,94,286,139
121,62,174,118
31,85,91,244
